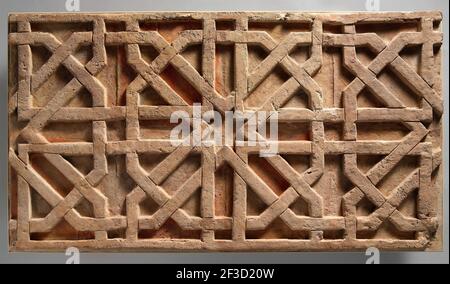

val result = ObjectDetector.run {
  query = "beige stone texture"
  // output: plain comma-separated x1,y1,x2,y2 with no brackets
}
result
8,12,444,251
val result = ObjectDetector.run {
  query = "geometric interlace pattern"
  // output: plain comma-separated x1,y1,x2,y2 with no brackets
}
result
8,12,443,251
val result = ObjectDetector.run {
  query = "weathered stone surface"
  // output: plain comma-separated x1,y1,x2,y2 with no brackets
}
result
8,12,443,251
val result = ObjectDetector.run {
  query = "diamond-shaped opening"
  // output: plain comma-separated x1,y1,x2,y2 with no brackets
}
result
248,155,290,196
215,163,234,217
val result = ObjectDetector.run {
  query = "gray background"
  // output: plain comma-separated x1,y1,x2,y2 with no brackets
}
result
0,0,448,264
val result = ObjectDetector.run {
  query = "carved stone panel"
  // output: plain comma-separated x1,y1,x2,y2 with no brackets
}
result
8,12,444,251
